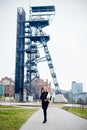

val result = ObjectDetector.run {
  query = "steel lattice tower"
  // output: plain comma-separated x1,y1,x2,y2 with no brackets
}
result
15,5,62,102
15,8,25,102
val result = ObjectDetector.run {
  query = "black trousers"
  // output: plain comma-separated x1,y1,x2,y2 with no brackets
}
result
43,108,47,121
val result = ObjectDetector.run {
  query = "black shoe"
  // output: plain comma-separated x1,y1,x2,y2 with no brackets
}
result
45,119,47,122
42,119,47,123
42,120,45,123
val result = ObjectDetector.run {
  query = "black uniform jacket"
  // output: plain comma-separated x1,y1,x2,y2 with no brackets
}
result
40,91,49,109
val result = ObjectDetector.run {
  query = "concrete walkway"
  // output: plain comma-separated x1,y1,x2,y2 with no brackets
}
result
19,106,87,130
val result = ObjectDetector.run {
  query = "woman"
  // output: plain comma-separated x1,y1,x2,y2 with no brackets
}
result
40,86,51,123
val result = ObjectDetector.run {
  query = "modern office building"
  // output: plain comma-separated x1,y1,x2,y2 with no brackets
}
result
69,81,87,104
71,81,83,94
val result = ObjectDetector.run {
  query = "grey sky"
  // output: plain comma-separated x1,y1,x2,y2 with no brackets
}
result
0,0,87,91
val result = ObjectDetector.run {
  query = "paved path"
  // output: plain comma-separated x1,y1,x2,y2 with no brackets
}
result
19,106,87,130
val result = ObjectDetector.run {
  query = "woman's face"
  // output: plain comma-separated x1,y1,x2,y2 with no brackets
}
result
44,86,48,92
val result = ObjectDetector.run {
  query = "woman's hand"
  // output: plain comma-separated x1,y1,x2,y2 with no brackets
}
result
44,99,50,102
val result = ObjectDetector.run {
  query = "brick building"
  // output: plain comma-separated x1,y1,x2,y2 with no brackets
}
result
31,78,52,98
0,76,52,101
0,77,14,98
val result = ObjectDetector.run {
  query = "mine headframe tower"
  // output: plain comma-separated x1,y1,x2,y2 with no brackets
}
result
24,5,61,99
15,5,61,102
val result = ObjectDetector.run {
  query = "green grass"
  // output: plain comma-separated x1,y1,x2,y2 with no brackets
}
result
63,107,87,119
0,107,37,130
0,105,16,108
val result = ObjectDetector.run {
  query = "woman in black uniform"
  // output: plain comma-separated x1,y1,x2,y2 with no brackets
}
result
40,86,51,123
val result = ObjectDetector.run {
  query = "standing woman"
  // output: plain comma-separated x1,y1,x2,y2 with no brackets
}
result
40,86,51,123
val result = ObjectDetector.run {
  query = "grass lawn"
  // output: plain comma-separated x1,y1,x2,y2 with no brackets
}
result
0,106,37,130
63,107,87,119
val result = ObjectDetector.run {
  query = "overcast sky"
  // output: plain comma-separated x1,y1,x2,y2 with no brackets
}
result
0,0,87,91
